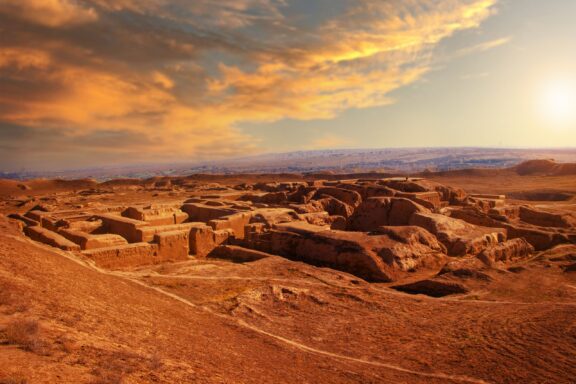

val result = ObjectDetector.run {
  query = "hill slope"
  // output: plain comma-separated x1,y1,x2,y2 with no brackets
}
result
1,214,575,383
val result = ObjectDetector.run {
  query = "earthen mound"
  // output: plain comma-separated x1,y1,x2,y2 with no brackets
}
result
514,159,576,176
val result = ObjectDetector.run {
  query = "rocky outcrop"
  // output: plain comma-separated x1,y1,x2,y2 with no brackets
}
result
347,197,429,231
256,222,446,282
372,226,447,254
477,238,535,266
504,224,566,251
316,196,355,219
250,209,301,228
314,187,362,208
409,212,505,256
448,206,505,227
288,187,318,204
518,206,575,228
8,213,39,227
395,191,442,210
533,244,576,268
379,178,466,205
299,212,346,230
339,183,397,200
259,191,289,204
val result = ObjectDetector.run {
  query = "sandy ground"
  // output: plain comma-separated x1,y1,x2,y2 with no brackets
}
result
1,167,575,383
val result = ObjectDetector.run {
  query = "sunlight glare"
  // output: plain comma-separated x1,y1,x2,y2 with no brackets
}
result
539,79,576,127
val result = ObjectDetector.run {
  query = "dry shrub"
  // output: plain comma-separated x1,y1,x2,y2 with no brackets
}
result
0,280,30,314
0,371,28,384
0,281,16,306
55,335,76,354
88,349,144,384
89,369,123,384
4,319,46,354
148,352,163,370
61,339,76,354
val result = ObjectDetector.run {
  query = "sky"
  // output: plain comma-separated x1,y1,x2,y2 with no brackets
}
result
0,0,575,172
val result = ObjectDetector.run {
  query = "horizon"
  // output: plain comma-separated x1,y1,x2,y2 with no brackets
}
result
3,146,576,179
1,0,576,172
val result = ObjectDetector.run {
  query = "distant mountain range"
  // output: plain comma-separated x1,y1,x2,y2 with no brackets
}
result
3,147,576,181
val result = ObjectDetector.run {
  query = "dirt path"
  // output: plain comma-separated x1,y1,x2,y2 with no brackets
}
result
11,234,492,383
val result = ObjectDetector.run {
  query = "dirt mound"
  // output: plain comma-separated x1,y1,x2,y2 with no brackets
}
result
100,178,143,187
514,159,557,175
508,190,574,201
555,163,576,175
0,179,24,197
514,159,576,176
23,178,98,192
422,168,502,178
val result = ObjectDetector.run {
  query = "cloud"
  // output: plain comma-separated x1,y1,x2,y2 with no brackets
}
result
452,36,512,58
0,0,499,170
0,0,98,27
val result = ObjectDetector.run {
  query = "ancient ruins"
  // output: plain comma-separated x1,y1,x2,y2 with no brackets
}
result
10,176,576,294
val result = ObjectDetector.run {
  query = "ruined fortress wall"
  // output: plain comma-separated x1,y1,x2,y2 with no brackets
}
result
189,225,231,258
154,230,189,262
82,243,160,269
180,204,237,222
122,206,189,226
24,226,81,252
265,228,392,282
96,214,150,243
59,228,128,250
137,222,206,243
395,191,442,210
208,212,252,239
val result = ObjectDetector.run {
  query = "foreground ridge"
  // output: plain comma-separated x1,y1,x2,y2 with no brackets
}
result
1,170,575,383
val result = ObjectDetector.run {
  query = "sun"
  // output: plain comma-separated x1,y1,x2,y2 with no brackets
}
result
538,79,576,126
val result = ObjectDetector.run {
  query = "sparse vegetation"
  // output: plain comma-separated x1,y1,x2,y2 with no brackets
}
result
89,369,124,384
148,352,163,370
55,335,76,354
0,280,17,307
0,373,28,384
0,280,30,314
4,319,46,355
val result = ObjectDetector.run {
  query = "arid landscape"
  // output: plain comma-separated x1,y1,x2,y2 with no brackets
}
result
2,0,576,383
0,159,575,383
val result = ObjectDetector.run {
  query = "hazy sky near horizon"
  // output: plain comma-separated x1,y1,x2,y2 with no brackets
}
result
0,0,575,171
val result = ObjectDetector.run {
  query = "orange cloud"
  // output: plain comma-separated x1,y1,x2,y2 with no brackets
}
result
0,0,98,27
0,0,500,166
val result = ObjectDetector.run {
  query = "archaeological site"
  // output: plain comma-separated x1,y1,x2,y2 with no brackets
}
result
1,161,575,383
2,0,576,381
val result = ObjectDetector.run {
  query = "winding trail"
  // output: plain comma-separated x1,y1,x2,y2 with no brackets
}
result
123,272,490,384
13,234,493,383
16,233,576,382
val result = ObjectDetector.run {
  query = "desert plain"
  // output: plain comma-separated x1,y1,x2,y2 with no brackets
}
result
0,159,575,384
